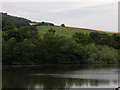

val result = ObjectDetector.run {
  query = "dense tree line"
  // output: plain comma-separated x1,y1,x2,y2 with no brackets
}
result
3,32,86,64
38,21,54,26
73,32,120,49
2,19,119,65
1,13,31,28
1,12,55,29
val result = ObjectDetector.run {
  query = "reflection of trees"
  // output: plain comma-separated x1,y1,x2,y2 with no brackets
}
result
3,72,109,89
2,64,118,73
2,65,116,89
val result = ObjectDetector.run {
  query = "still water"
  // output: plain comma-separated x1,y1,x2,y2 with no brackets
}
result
2,64,119,89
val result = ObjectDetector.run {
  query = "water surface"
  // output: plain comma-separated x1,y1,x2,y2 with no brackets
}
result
2,64,119,89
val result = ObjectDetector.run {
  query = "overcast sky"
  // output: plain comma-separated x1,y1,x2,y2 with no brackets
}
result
1,0,118,32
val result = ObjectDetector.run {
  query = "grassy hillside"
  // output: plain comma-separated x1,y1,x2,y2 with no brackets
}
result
37,26,113,37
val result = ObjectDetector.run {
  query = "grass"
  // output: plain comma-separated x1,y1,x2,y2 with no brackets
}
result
37,26,115,38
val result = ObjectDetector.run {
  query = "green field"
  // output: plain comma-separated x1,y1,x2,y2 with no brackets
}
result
37,26,116,38
37,26,95,37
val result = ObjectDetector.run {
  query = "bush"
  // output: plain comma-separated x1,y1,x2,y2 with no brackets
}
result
85,44,118,64
61,24,65,27
2,26,119,65
34,33,85,64
73,32,90,45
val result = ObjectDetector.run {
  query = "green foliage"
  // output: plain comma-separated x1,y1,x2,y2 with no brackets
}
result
2,20,15,31
13,39,36,64
2,26,119,65
19,26,38,39
89,32,110,45
1,12,31,28
48,28,56,33
2,15,119,65
73,32,120,50
3,26,38,41
118,50,120,66
34,33,85,64
73,32,91,45
89,32,120,49
3,29,20,41
2,38,17,64
2,31,86,64
85,44,118,64
2,38,36,64
111,34,120,49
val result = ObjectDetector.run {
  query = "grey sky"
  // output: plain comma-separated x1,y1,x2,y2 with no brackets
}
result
1,2,118,32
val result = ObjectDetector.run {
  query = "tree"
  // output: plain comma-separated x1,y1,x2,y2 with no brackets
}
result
61,24,65,27
3,26,38,42
85,44,118,64
14,39,36,64
2,20,15,31
111,34,120,49
73,32,90,45
2,29,20,41
2,12,31,28
48,28,56,33
89,32,109,45
2,38,17,64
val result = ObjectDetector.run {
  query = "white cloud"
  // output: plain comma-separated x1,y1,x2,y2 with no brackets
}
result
1,0,119,2
1,2,118,32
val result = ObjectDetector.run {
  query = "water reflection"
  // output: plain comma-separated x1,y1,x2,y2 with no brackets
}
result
2,64,118,89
